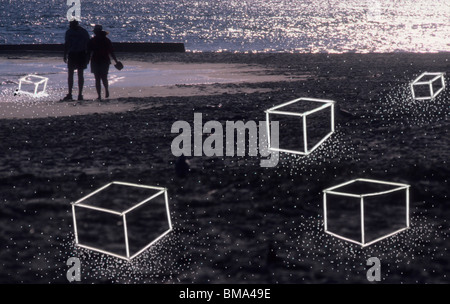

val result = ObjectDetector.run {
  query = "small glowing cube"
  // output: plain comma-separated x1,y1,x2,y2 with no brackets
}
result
71,181,173,261
410,72,445,100
323,178,410,247
17,74,49,97
265,97,335,155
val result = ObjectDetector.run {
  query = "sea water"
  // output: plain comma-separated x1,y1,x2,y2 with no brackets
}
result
0,0,448,53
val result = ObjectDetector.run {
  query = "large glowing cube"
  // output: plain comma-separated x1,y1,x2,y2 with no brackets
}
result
71,181,172,261
17,74,48,97
323,178,410,247
410,72,445,100
265,97,335,155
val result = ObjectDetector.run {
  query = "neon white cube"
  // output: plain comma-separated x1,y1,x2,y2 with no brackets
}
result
71,181,173,261
323,178,410,247
410,72,445,100
265,97,335,155
17,74,49,97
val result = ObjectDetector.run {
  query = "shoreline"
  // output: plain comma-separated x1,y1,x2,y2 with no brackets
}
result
1,51,448,74
0,52,448,119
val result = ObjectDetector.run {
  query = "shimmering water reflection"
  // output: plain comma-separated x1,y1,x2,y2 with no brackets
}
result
0,0,448,52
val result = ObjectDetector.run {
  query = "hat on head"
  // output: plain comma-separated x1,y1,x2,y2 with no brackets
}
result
93,24,103,32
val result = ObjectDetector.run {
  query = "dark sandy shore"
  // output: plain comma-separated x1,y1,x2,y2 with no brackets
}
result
0,52,448,283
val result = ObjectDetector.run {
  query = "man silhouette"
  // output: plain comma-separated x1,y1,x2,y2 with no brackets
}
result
62,19,90,101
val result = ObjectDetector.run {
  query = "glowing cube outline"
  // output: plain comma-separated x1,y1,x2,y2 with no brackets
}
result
323,178,410,247
265,97,335,155
410,72,445,100
17,74,49,97
71,181,173,261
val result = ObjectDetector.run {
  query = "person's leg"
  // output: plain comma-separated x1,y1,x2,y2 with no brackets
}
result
62,66,75,100
100,73,109,98
77,68,84,100
68,67,74,96
95,73,102,100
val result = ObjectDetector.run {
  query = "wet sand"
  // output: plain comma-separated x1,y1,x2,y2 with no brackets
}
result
0,55,299,105
0,52,449,284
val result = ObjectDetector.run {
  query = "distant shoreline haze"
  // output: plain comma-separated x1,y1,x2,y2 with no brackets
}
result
0,0,449,53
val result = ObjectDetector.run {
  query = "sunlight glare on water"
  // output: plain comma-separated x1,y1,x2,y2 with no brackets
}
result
0,0,448,52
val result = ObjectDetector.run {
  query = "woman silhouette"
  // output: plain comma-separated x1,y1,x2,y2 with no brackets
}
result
87,25,119,100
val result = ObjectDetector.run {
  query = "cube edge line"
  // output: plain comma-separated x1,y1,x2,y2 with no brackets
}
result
265,97,335,113
18,74,49,98
71,181,172,261
411,72,446,100
323,179,410,247
266,97,335,155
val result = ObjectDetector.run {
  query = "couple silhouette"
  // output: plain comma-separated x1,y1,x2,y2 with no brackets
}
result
62,20,120,101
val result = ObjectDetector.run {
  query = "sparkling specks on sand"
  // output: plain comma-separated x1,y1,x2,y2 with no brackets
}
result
0,69,448,283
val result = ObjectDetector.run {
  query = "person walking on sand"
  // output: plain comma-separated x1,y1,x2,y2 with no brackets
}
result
87,24,119,100
62,19,90,101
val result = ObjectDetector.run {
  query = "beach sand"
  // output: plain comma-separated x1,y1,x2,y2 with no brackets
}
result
0,55,298,118
0,51,449,283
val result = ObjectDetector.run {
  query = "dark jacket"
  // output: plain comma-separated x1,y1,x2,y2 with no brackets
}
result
65,26,90,53
88,33,113,64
